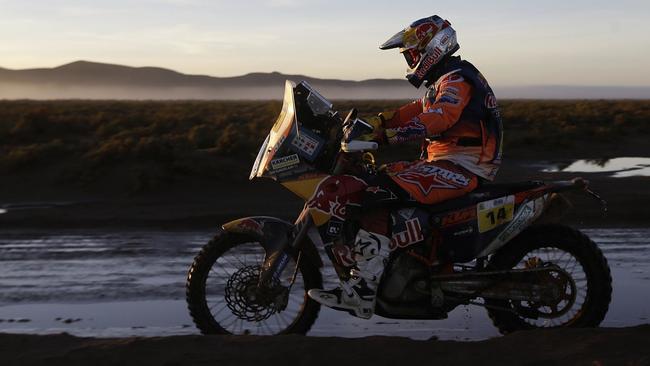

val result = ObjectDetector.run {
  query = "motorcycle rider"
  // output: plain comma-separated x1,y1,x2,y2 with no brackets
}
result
308,15,503,319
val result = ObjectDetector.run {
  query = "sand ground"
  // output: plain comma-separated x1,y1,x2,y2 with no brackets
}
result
2,326,650,366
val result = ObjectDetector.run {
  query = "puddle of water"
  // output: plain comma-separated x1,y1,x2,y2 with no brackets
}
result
0,228,648,340
0,201,83,215
543,157,650,178
611,166,650,178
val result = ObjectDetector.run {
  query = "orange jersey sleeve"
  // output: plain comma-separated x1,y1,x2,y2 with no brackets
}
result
418,74,473,136
383,99,424,129
380,73,473,146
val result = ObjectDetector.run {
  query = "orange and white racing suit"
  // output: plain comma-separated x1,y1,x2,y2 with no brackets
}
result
379,57,503,205
309,58,504,277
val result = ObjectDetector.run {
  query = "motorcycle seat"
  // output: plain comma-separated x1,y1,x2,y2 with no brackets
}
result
473,180,545,195
419,181,545,214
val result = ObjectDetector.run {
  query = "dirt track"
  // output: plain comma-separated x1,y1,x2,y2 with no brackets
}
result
2,161,649,229
2,325,649,366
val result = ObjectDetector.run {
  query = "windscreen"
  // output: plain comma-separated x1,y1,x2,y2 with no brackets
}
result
249,80,297,179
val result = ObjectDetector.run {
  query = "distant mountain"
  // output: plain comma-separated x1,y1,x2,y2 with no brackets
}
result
0,61,418,100
1,61,648,100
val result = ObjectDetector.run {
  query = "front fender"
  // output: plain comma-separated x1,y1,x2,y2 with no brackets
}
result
221,216,323,268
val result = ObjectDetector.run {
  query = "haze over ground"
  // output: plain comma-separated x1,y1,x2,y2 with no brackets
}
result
2,61,650,100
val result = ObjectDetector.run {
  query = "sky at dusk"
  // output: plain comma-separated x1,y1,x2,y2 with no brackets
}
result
1,0,649,87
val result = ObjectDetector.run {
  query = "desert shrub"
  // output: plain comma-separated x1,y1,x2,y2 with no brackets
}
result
85,136,138,163
0,99,648,191
188,124,217,149
1,139,68,170
132,136,176,162
10,109,51,140
215,123,245,155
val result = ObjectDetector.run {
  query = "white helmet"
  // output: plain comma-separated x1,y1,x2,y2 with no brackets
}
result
380,15,459,88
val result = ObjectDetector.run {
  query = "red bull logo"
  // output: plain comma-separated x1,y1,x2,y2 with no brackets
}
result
307,175,367,220
415,23,437,49
390,218,424,250
414,54,436,79
330,243,355,267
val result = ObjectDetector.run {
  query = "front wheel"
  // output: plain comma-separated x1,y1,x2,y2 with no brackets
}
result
486,224,612,334
186,232,322,335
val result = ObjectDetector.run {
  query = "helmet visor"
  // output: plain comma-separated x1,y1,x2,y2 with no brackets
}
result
380,29,405,50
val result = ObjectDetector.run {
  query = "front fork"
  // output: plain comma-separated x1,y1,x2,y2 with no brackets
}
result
258,206,314,288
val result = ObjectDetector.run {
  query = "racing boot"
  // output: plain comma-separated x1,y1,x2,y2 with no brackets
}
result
308,229,390,319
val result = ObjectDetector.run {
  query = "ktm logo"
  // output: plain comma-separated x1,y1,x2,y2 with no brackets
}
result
441,208,476,228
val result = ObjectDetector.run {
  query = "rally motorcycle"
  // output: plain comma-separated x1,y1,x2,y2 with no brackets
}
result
186,81,612,335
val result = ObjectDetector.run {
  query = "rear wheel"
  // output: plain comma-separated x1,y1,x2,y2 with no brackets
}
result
186,232,322,335
486,224,612,334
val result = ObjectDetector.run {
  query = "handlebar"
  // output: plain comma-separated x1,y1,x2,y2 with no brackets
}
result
343,108,358,127
340,108,378,152
341,140,378,152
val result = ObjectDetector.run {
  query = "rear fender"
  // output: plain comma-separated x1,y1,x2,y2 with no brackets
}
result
476,178,593,258
534,193,573,224
221,216,323,268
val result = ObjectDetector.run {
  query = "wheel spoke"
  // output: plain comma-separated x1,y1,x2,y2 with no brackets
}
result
191,241,310,335
502,245,591,328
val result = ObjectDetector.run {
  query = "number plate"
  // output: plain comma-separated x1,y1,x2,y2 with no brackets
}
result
477,195,515,233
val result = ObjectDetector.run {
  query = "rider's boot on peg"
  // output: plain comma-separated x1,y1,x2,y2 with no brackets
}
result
308,229,390,319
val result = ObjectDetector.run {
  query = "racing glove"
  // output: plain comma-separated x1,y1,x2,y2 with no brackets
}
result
383,118,427,145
